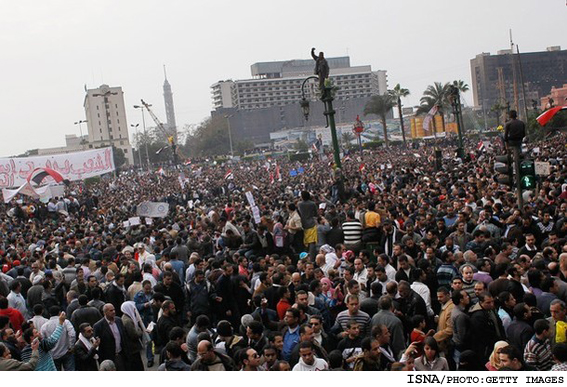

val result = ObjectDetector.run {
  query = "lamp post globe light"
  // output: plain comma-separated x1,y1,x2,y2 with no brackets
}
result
74,120,88,149
133,104,151,170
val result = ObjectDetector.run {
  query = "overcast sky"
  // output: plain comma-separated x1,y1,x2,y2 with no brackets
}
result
1,0,566,157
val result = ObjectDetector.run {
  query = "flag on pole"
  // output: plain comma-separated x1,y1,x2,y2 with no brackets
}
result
224,170,234,180
477,140,485,152
423,105,439,132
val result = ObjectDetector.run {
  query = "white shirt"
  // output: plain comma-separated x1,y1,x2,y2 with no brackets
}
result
411,281,434,316
7,291,28,319
385,264,396,282
40,317,76,360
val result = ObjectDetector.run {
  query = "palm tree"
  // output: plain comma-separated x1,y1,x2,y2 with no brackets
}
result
364,94,395,146
452,80,470,93
341,131,355,147
416,82,451,133
388,84,410,145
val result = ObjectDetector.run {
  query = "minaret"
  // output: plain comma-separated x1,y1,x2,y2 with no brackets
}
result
163,65,177,137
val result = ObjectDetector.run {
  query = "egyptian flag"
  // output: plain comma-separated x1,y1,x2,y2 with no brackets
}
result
270,172,274,184
275,164,281,181
157,167,166,176
477,141,485,152
224,170,234,180
184,159,192,166
359,163,366,172
536,106,567,126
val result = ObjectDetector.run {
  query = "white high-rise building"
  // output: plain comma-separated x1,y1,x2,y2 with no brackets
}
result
211,57,388,111
83,84,134,165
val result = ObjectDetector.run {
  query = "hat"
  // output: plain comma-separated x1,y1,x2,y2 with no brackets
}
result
45,270,53,277
2,265,8,273
299,252,309,260
12,260,20,266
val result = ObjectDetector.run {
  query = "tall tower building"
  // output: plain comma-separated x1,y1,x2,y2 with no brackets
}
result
83,84,134,165
163,65,177,137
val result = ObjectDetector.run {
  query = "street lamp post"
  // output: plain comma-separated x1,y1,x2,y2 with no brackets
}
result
130,123,143,167
300,76,342,169
449,85,465,159
133,104,151,170
73,119,88,149
224,114,234,157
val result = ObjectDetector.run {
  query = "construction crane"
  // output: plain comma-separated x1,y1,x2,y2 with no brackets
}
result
140,99,179,165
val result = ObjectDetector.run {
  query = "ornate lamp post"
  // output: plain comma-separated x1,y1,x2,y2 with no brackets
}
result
299,58,341,169
448,85,465,159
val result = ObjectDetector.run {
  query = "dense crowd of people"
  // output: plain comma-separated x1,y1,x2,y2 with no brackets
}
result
1,125,567,372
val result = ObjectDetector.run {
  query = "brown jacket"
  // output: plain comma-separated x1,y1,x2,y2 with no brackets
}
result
0,349,39,371
433,300,454,352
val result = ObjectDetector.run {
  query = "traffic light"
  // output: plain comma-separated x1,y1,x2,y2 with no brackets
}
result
494,154,514,187
520,159,536,190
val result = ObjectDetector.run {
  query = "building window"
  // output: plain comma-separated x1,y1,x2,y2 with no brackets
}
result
115,104,118,108
120,141,124,145
96,106,99,110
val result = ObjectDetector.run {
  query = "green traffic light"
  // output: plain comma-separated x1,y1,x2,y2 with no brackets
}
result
521,176,536,189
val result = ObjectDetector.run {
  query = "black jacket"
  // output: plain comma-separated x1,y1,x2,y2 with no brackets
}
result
93,317,126,363
469,304,505,362
105,284,127,317
74,339,99,371
71,305,103,332
190,351,235,371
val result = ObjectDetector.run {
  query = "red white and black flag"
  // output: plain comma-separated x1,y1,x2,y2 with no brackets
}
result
224,170,234,180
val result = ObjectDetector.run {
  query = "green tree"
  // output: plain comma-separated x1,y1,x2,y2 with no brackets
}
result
341,131,355,147
111,146,126,168
183,116,231,157
452,80,470,93
363,94,395,146
416,82,451,132
295,138,309,152
388,84,410,144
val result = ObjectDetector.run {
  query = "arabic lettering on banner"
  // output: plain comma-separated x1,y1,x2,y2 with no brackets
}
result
0,147,115,188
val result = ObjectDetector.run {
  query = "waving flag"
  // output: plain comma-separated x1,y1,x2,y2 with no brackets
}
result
157,167,166,176
477,141,485,152
224,170,234,180
275,164,281,181
423,105,439,132
537,106,567,126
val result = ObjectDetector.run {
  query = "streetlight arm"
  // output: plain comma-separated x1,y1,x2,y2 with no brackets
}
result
300,76,319,100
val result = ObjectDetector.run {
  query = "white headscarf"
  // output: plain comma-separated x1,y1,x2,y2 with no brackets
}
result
120,301,146,332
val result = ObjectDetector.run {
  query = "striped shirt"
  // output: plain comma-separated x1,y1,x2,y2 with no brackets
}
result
21,324,63,371
335,310,371,336
342,220,363,246
524,336,554,371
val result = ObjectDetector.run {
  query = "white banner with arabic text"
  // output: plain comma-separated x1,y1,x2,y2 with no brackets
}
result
0,147,115,188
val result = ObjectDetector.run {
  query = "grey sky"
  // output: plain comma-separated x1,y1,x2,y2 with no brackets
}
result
1,0,565,157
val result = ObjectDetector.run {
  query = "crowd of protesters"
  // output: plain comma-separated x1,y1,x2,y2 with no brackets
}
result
1,121,567,371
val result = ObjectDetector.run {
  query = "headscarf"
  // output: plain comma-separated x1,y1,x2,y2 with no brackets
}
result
488,341,509,370
320,244,335,255
121,301,146,332
320,277,335,298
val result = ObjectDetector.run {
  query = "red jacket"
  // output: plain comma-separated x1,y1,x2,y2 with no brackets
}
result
0,308,25,331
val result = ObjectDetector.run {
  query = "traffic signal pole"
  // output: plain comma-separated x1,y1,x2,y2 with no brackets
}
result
511,145,524,209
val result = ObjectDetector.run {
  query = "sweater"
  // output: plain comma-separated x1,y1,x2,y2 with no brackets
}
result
292,357,328,371
0,349,39,371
